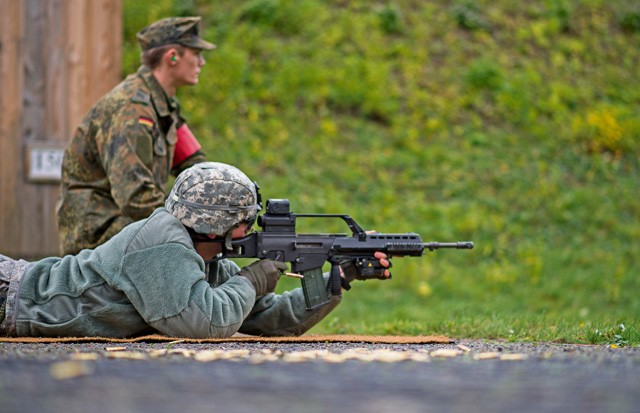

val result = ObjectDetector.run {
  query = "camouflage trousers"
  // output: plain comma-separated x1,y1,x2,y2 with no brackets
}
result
0,254,32,336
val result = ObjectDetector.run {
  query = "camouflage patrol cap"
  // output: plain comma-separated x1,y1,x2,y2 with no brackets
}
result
137,17,216,51
166,162,260,236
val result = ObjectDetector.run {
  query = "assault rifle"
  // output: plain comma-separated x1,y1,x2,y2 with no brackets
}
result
225,199,473,310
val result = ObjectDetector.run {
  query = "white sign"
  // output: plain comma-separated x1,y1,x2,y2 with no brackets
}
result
26,144,65,182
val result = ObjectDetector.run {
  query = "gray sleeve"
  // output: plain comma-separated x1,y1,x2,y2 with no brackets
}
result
149,275,257,338
238,274,341,337
119,245,257,339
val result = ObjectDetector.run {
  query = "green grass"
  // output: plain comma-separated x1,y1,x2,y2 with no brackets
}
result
123,0,640,345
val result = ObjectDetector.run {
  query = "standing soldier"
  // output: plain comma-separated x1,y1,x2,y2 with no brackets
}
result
56,17,215,255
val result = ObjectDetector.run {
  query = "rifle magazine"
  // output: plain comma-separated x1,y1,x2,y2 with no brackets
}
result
301,268,331,311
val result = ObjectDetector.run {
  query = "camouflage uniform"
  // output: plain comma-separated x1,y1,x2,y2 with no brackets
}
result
56,17,214,255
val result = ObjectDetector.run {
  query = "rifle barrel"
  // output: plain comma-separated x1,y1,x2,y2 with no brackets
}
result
424,241,474,251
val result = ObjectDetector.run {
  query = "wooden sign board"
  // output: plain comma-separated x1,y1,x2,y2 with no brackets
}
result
25,143,66,183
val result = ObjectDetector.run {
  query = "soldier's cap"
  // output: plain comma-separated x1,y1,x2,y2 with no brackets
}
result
137,17,216,51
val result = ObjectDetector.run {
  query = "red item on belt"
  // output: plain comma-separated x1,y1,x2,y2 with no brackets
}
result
173,124,202,168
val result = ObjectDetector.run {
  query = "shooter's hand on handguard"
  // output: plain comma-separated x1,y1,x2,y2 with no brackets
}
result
340,251,392,289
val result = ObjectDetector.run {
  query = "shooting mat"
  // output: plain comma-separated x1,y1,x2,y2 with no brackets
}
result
0,334,452,344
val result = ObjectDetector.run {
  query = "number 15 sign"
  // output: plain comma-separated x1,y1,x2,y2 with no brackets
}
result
25,143,65,183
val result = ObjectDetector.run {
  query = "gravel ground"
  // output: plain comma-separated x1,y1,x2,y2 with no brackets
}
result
1,339,638,413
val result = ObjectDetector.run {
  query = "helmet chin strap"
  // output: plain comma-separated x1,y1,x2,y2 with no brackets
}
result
224,230,234,251
220,223,240,252
204,254,224,264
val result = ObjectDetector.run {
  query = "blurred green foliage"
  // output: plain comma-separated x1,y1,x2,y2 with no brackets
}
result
123,0,639,344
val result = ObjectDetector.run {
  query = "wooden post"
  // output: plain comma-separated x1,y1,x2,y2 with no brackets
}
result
0,0,26,257
0,0,122,258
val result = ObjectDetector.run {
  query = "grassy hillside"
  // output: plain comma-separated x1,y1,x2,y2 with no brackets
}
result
123,0,640,345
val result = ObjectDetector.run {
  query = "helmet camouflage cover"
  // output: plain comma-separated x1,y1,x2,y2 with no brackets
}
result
165,162,261,235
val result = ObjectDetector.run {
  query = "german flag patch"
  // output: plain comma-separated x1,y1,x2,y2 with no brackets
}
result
138,116,154,127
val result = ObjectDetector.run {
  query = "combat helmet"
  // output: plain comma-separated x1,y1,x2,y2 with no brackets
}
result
165,162,261,242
